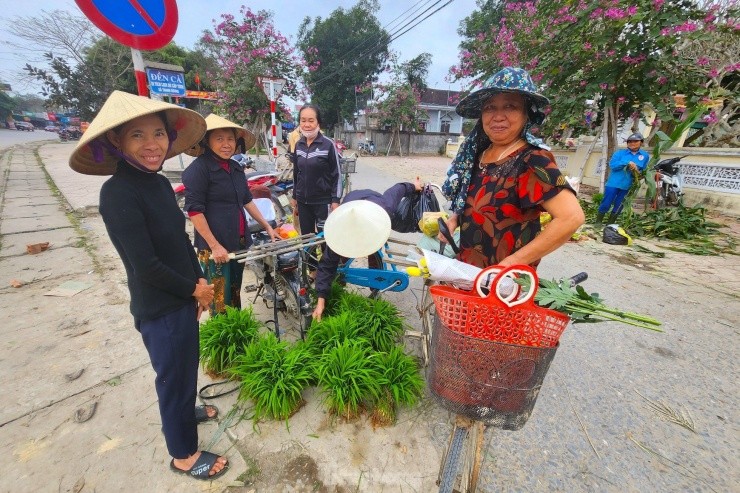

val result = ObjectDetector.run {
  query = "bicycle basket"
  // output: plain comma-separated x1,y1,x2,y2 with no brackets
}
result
428,317,558,430
340,157,357,174
429,265,570,348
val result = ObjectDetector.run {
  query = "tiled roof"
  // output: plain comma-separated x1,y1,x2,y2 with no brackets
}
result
419,88,461,107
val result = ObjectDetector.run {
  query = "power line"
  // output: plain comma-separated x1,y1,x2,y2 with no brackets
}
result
314,0,437,74
309,0,453,88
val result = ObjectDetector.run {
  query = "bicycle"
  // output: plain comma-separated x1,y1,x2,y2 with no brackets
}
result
340,153,357,197
429,266,588,493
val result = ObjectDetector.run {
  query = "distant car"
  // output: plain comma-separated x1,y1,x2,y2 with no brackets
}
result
45,125,59,132
16,122,35,131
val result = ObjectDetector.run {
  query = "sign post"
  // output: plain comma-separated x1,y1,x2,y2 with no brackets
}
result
258,76,286,161
75,0,179,97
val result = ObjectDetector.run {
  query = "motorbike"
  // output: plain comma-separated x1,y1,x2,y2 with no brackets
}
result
59,128,82,142
243,229,313,339
357,140,377,156
334,139,347,156
652,155,687,208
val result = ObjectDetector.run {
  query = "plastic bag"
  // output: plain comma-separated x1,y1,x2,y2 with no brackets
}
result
602,224,632,245
392,193,421,233
418,211,449,237
414,185,441,225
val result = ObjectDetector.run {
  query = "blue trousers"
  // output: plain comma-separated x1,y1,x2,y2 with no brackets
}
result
598,186,629,216
136,302,199,459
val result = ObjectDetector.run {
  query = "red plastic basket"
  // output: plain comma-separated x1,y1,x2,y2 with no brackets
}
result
429,265,570,348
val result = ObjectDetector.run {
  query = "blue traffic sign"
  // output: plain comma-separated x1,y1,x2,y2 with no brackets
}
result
75,0,178,50
146,68,186,97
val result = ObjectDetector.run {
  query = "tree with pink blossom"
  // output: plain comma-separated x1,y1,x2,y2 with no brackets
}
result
453,0,738,156
198,6,304,144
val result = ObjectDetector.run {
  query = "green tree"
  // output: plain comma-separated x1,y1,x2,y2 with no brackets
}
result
400,53,432,92
373,54,430,155
0,91,14,121
453,0,738,158
297,0,390,129
198,7,303,140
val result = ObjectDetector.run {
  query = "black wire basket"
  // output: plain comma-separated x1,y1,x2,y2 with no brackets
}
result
340,157,357,174
428,317,559,431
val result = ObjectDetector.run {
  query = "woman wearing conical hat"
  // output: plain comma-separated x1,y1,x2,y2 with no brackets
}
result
69,91,229,481
182,114,281,309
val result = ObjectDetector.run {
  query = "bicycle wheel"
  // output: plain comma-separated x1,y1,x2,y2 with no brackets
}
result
438,419,485,493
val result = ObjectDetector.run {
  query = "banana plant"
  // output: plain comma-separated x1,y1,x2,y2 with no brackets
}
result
643,104,706,208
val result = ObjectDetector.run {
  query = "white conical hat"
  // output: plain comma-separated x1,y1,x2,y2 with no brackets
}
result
69,91,207,175
323,200,391,258
184,113,256,157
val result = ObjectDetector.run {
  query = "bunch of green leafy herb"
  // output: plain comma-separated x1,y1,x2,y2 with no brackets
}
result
316,339,381,420
531,278,662,331
371,346,424,426
199,306,262,375
337,294,404,353
231,335,315,421
306,311,367,354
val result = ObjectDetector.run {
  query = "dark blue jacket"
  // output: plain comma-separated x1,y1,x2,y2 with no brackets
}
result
182,150,254,252
291,132,342,205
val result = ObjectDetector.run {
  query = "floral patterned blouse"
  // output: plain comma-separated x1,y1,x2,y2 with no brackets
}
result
458,145,574,268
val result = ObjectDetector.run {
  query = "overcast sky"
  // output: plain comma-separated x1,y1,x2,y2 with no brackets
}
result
0,0,479,98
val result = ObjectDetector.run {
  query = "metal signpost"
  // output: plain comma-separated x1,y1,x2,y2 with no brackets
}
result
258,76,286,161
75,0,179,97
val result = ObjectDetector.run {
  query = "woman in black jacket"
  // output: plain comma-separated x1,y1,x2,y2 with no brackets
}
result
289,104,343,235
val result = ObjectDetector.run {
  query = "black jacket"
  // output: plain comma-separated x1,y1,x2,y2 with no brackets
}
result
99,162,203,323
182,150,254,252
290,132,342,205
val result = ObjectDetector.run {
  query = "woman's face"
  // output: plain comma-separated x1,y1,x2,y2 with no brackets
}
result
480,93,528,146
208,128,237,160
108,113,169,172
299,108,319,133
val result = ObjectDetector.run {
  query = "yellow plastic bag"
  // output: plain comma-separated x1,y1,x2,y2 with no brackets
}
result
418,211,449,237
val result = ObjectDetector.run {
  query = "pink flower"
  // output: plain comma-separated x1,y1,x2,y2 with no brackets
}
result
583,42,592,49
697,57,710,66
599,83,608,90
658,76,667,84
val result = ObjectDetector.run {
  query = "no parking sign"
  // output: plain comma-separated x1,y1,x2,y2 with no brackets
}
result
75,0,178,50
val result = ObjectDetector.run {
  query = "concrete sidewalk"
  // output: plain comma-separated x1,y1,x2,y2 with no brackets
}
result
0,142,242,492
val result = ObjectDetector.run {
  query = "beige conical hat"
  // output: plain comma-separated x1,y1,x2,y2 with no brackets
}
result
69,91,207,175
323,200,391,258
184,113,257,157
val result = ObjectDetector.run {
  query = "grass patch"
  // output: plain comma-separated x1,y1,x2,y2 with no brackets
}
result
199,306,262,376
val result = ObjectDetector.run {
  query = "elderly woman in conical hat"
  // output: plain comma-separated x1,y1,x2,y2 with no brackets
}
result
182,114,280,309
441,67,584,270
69,91,229,481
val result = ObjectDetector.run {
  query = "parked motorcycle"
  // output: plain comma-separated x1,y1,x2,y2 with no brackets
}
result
243,230,313,338
652,155,687,208
59,127,82,141
357,140,377,156
334,139,347,156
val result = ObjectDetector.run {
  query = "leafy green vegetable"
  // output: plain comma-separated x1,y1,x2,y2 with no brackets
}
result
520,278,663,331
199,306,262,375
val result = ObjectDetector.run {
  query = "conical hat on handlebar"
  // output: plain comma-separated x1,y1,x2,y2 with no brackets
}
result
184,114,256,157
323,200,391,258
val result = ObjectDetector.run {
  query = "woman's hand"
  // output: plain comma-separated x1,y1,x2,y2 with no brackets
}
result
330,202,339,212
210,243,230,264
193,278,214,308
266,226,282,242
290,198,298,216
312,297,326,322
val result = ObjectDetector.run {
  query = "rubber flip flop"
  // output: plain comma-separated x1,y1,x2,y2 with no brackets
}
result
195,404,219,423
170,451,229,481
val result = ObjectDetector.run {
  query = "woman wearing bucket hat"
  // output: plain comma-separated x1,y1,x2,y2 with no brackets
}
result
596,132,649,224
69,91,229,481
182,114,281,309
441,67,584,269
